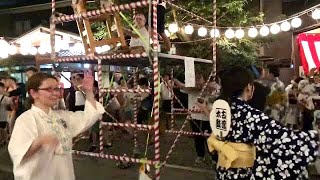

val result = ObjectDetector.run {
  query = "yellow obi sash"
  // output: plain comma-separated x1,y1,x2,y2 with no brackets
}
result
207,134,256,169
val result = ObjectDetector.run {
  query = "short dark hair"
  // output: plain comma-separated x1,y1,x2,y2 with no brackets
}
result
0,75,9,82
268,65,280,77
76,73,84,79
25,66,38,73
26,73,57,104
219,67,254,101
94,80,98,88
8,76,17,83
0,82,4,88
138,77,149,86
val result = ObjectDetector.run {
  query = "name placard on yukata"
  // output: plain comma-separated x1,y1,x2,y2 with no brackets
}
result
209,99,231,139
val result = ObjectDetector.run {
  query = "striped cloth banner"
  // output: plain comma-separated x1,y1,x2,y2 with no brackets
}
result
297,33,320,74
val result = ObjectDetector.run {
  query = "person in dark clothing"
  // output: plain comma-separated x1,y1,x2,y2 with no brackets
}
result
248,81,270,111
137,77,152,124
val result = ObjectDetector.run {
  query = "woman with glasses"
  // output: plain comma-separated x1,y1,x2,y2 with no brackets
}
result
8,72,105,180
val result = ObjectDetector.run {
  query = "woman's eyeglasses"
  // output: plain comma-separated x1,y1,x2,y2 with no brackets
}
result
37,87,63,92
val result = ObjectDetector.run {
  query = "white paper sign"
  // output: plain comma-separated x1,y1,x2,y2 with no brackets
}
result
184,57,195,87
209,99,231,139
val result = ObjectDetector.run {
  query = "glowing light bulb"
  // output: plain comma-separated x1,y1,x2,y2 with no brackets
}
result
312,9,320,20
168,23,179,33
280,21,291,32
29,47,38,55
225,29,235,39
198,27,208,37
184,25,194,35
210,29,220,38
8,45,18,55
260,26,269,36
248,27,258,38
235,29,245,39
291,17,302,28
270,24,280,34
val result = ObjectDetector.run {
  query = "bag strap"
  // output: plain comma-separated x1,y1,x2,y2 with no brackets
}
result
0,95,5,104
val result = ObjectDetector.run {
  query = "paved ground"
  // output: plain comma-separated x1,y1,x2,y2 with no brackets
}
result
0,116,216,180
1,116,319,180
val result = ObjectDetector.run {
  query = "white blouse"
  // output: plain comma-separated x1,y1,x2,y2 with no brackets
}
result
8,100,105,180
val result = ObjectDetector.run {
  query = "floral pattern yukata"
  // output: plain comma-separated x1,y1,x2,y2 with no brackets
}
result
216,98,319,180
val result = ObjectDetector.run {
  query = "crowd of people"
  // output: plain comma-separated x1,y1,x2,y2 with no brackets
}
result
0,63,319,180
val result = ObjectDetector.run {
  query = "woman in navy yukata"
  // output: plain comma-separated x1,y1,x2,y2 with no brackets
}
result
203,67,319,180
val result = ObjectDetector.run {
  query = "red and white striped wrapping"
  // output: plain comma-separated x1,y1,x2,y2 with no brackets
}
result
54,0,149,23
100,88,151,93
50,0,56,62
166,130,210,137
212,0,217,80
133,73,139,153
73,150,155,165
56,53,148,62
297,33,320,74
101,122,154,130
97,59,104,153
151,0,161,179
170,68,175,130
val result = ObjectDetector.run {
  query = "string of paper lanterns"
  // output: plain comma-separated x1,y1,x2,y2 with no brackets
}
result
0,38,112,59
166,16,304,39
165,6,320,39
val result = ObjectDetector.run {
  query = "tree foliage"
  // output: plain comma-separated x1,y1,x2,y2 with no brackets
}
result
91,0,264,69
169,0,264,69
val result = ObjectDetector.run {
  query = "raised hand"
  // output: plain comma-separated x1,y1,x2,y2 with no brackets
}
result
80,71,94,93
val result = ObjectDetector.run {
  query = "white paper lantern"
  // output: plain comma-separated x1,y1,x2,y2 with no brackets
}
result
312,9,320,20
101,45,111,52
260,26,269,36
168,23,179,33
198,27,208,37
40,41,51,53
20,46,30,55
0,39,9,58
225,29,235,39
280,21,291,32
235,29,245,39
248,27,258,38
184,25,194,35
270,24,281,34
210,29,220,38
0,51,8,59
37,47,47,55
8,45,18,55
95,46,102,54
29,47,38,55
291,17,302,28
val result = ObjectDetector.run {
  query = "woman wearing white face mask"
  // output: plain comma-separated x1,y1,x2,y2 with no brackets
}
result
8,72,105,180
205,67,318,180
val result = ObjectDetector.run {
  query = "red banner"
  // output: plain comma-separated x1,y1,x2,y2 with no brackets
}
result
297,33,320,74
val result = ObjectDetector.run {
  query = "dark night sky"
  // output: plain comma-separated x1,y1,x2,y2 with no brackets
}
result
0,0,65,9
